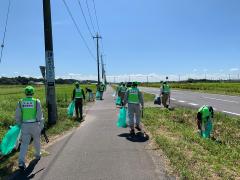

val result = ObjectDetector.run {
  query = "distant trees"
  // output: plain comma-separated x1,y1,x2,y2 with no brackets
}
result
0,76,97,85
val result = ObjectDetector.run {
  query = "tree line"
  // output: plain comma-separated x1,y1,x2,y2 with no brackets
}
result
0,76,98,85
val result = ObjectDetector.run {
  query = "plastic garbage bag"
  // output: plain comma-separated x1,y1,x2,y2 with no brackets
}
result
201,120,213,138
154,95,161,105
117,107,127,128
115,96,122,106
67,101,75,117
96,91,101,100
0,125,21,156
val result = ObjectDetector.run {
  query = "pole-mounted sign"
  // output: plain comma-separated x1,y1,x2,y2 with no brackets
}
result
39,66,46,79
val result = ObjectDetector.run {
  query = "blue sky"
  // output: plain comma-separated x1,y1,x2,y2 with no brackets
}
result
0,0,240,81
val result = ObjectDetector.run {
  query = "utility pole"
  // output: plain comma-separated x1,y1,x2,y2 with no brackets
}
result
146,76,149,87
42,0,57,125
101,54,106,84
93,33,101,84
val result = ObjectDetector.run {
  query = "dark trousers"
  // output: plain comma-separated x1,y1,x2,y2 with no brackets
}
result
75,98,83,119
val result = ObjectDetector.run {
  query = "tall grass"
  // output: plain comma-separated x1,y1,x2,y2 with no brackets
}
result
145,82,240,96
142,107,240,179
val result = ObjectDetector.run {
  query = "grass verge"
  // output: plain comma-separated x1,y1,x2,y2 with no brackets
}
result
0,84,96,178
142,107,240,179
144,82,240,96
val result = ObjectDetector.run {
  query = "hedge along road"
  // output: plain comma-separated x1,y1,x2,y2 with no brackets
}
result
139,87,240,116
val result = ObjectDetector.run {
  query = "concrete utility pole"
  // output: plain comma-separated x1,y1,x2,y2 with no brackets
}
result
93,33,101,84
146,76,149,87
42,0,57,125
100,55,107,84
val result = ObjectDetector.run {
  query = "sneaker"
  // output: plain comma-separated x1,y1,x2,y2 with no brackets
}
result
130,129,135,136
35,155,41,161
135,126,142,131
18,163,26,171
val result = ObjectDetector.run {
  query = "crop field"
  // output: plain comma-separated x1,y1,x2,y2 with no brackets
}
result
142,107,240,179
0,84,96,177
145,82,240,96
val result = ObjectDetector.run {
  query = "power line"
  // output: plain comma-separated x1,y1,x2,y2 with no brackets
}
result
77,0,94,37
92,0,105,54
0,0,11,63
62,0,96,61
85,0,96,34
92,0,101,35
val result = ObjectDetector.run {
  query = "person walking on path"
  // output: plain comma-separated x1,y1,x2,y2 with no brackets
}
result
72,82,85,120
119,83,127,106
16,86,44,170
85,87,94,102
160,81,171,108
115,82,122,97
99,82,105,100
124,81,144,135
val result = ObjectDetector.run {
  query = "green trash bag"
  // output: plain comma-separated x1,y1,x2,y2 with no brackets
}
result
0,125,21,156
115,96,122,106
96,91,101,100
117,107,127,128
201,120,213,138
67,101,75,117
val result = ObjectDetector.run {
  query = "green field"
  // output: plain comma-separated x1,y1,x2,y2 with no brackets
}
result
144,82,240,96
142,107,240,179
0,84,96,177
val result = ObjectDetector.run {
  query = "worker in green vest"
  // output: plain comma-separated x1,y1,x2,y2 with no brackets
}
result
72,82,85,120
160,81,171,108
119,83,127,106
124,81,144,135
15,86,44,170
99,82,105,100
116,82,122,97
197,105,214,138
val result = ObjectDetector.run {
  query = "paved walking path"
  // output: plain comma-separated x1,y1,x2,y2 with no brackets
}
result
9,87,170,180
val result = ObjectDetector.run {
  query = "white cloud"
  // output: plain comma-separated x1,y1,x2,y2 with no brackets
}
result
230,68,239,72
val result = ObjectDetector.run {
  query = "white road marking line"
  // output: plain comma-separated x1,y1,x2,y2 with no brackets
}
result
178,100,185,103
222,111,240,116
171,98,176,101
188,103,198,106
203,97,239,104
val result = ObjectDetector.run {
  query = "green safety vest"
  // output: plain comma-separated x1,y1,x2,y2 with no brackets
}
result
20,97,37,123
198,106,210,123
120,86,127,93
100,85,105,91
128,87,140,104
75,88,83,98
163,84,170,93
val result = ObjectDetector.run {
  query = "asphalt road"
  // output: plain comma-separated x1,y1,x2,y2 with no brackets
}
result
9,87,171,180
140,87,240,116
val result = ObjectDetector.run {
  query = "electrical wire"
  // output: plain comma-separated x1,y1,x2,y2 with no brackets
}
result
85,0,96,35
62,0,96,61
92,0,105,54
92,0,101,35
77,0,94,37
0,0,11,63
